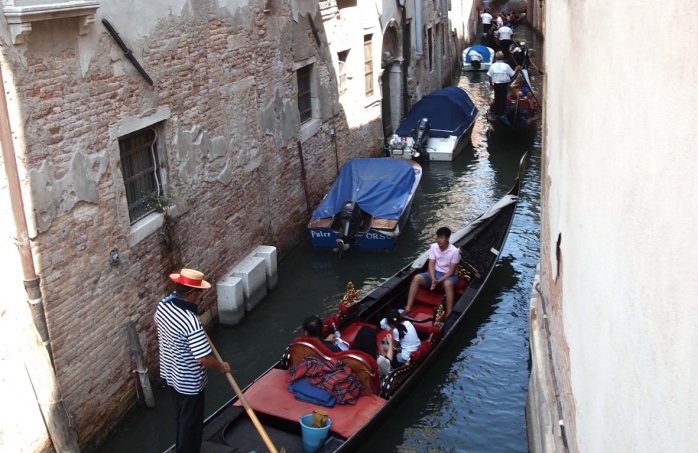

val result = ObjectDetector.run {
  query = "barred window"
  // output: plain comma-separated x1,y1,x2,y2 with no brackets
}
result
297,65,312,123
364,34,373,97
119,128,163,223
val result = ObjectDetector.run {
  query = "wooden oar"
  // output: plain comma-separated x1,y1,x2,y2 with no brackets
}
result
204,332,285,453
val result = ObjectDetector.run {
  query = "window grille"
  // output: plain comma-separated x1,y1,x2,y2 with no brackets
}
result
119,128,161,223
297,65,312,123
364,34,373,97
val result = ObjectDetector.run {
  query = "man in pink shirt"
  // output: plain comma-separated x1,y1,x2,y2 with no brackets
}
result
405,227,460,317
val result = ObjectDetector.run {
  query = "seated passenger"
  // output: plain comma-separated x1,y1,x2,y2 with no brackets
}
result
302,316,342,353
404,227,460,317
382,309,420,364
352,325,393,376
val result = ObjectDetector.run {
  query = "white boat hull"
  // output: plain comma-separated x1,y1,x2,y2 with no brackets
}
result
389,132,470,162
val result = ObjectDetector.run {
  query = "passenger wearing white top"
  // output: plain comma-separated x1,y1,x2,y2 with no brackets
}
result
384,309,421,363
496,14,504,27
487,51,517,115
480,9,493,34
404,226,461,317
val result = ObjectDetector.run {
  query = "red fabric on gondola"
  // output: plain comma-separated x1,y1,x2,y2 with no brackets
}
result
234,368,386,439
409,341,433,364
415,288,442,306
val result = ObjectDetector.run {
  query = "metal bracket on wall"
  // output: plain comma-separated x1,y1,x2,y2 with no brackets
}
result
102,18,154,86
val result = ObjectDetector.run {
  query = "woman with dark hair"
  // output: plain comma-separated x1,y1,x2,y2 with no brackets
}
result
352,326,393,376
383,309,420,364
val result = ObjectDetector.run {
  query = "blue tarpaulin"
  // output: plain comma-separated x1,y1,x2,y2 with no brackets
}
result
395,86,478,138
464,45,492,63
310,158,415,221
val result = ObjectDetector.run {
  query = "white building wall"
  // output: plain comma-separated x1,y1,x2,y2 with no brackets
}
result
543,1,698,451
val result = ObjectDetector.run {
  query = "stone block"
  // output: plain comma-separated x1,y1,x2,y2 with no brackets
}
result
231,255,267,312
253,245,278,290
216,275,244,325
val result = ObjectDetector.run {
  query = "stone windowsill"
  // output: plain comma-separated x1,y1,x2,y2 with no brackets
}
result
3,1,100,44
127,204,186,247
299,118,321,144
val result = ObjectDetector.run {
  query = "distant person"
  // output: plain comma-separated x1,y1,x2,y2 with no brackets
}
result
382,309,421,364
480,9,493,34
155,268,231,453
495,13,504,28
487,51,517,115
404,226,461,318
303,315,342,352
352,325,394,376
497,23,514,56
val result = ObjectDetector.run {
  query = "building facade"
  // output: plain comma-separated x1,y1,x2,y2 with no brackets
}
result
0,0,475,449
527,0,698,452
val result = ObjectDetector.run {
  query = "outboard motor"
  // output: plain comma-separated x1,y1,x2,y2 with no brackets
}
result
387,133,406,157
411,118,431,159
334,201,363,253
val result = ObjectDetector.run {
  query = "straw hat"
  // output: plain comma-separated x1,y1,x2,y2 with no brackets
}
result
169,268,211,289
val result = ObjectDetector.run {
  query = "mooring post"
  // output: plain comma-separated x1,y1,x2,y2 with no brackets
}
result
126,321,155,408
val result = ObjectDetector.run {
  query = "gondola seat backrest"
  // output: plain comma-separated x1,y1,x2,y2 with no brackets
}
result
288,337,381,395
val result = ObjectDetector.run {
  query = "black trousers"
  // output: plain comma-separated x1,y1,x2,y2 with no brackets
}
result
493,83,509,115
171,387,205,453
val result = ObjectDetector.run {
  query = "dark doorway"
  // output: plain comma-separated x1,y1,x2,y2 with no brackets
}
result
381,69,392,141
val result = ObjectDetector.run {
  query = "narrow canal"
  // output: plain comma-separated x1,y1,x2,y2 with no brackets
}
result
100,25,542,453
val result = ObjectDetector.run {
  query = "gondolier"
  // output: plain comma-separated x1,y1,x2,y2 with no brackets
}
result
487,51,517,115
155,268,231,453
480,9,493,34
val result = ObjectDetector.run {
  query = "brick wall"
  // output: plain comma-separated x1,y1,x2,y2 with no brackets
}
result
1,2,383,448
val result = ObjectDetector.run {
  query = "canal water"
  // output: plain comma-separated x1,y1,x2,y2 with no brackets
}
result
100,25,542,453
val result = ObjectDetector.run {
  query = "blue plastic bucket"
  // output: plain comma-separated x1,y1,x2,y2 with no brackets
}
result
299,413,332,453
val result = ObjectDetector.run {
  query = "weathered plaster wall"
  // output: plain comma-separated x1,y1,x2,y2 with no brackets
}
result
0,0,384,449
540,1,698,451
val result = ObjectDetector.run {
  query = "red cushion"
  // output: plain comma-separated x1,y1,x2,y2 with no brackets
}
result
235,368,386,439
415,288,442,306
409,311,435,334
339,322,376,346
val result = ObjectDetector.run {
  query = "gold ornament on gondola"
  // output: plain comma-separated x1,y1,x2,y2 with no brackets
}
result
432,304,445,338
340,282,360,310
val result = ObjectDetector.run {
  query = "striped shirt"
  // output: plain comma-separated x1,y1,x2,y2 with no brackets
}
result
155,294,212,395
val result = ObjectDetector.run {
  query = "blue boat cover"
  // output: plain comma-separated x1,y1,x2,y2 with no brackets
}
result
395,86,478,138
310,158,415,221
464,45,492,63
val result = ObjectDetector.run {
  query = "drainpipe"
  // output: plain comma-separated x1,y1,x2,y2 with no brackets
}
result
0,66,80,451
396,0,409,119
414,0,423,60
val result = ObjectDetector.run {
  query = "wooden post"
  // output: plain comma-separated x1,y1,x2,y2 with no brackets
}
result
126,321,155,408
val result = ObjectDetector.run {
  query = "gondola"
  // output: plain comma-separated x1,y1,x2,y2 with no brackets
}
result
487,70,540,138
175,153,527,453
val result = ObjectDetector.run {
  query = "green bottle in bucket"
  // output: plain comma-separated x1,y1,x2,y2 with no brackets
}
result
300,410,332,453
